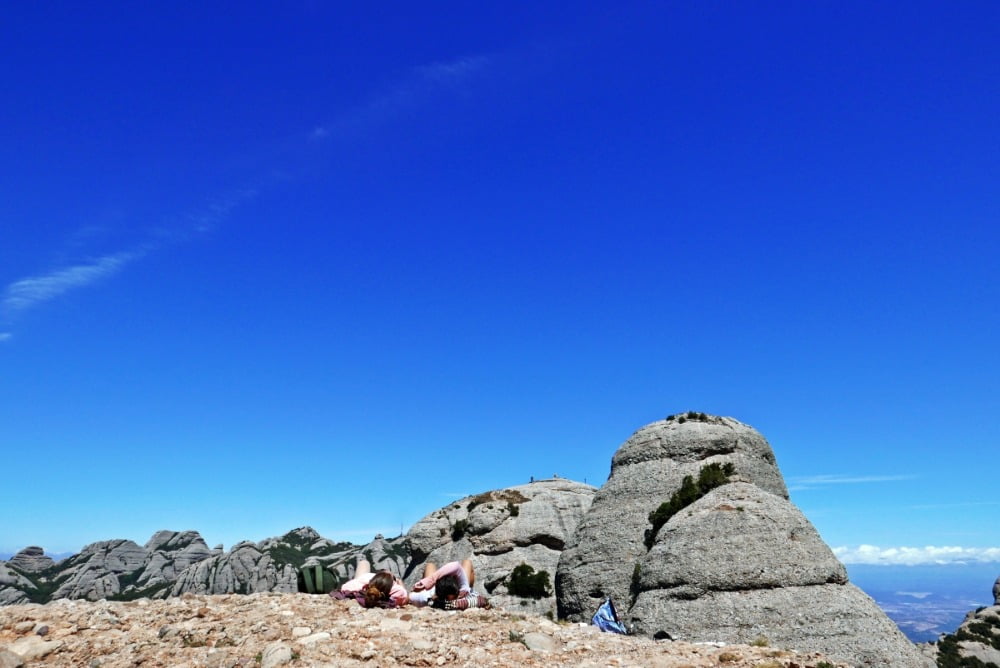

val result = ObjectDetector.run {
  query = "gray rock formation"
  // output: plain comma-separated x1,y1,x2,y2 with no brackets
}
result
52,539,149,601
133,531,214,596
0,564,32,605
994,574,999,606
168,528,408,597
556,412,931,668
7,548,53,574
169,540,297,596
629,482,929,667
405,478,596,616
557,414,787,621
0,527,402,604
925,578,1000,666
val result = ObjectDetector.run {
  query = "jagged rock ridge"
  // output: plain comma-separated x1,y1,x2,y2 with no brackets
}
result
0,528,407,605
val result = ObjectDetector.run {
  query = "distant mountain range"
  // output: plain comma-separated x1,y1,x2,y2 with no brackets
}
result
5,549,993,644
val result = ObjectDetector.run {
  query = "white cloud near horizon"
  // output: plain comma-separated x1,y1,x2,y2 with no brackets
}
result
2,250,144,315
833,545,1000,565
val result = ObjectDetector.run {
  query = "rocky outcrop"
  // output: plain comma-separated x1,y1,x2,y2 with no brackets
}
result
168,528,408,597
0,565,32,606
926,577,1000,666
405,478,596,616
556,412,931,668
994,574,999,606
50,539,149,601
629,483,928,666
557,414,787,621
169,540,298,596
7,548,53,574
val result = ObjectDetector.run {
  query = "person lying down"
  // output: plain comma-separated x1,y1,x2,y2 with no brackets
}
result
408,559,490,609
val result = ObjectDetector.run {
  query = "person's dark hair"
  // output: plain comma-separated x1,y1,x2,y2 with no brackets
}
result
362,571,395,608
433,573,461,606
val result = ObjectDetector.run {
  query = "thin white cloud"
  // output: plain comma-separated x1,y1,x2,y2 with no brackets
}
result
833,545,1000,565
2,250,143,315
3,190,255,330
316,54,492,141
788,474,916,491
907,501,1000,511
189,189,257,234
416,55,490,84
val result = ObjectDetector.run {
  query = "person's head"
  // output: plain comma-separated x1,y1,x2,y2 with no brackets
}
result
432,573,461,606
362,570,395,608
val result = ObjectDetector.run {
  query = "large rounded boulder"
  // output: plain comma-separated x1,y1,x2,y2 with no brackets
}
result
556,414,786,621
630,482,930,667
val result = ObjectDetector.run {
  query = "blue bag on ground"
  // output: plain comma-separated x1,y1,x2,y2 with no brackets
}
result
591,597,628,634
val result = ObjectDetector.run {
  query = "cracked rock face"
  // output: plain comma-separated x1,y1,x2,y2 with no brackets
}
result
404,478,596,616
556,415,787,622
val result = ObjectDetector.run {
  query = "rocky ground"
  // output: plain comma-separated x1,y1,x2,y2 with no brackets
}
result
0,593,849,668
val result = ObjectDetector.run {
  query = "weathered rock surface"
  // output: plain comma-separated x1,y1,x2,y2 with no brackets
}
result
169,527,408,596
923,577,1000,667
556,412,930,668
557,414,787,622
6,548,52,575
0,592,849,667
0,527,408,605
0,566,32,606
404,478,596,616
630,483,929,666
635,483,846,595
51,539,149,601
995,574,999,605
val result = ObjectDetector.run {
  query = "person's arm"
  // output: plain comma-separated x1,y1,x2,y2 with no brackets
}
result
413,560,464,591
339,572,371,594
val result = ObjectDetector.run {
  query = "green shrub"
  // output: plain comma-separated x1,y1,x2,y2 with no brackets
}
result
644,462,735,549
451,519,470,540
507,563,552,598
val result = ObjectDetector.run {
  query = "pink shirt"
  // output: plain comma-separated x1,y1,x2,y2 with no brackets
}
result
340,572,409,607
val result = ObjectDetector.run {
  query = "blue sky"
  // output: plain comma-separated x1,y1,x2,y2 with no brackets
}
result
2,2,998,565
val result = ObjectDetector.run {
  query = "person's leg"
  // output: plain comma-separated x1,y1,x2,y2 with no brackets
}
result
355,559,372,578
422,562,437,579
461,559,474,587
